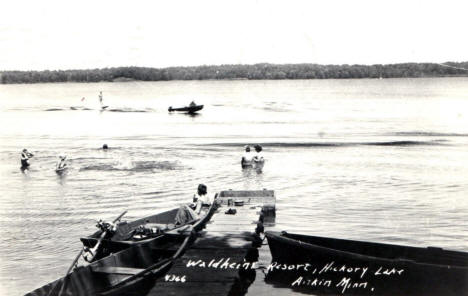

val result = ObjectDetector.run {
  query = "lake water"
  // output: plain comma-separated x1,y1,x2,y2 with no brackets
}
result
0,78,467,295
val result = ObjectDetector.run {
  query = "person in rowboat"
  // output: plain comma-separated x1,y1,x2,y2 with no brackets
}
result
189,101,196,107
21,149,34,169
56,155,67,170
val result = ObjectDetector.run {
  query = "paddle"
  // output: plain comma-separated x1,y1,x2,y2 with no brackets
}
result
50,210,128,296
83,210,127,262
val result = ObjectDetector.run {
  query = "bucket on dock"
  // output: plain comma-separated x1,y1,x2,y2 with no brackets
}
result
234,200,244,206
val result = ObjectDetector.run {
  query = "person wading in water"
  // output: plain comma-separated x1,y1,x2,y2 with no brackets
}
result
21,149,34,169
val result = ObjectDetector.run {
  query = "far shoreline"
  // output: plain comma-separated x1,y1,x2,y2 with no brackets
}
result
1,62,467,84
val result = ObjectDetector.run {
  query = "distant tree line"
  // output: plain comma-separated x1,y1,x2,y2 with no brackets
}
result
1,62,467,84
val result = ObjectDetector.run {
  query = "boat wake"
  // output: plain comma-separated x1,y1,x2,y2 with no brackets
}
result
392,131,468,137
44,108,66,111
42,107,153,112
203,140,447,148
80,160,179,172
70,106,93,111
107,108,153,113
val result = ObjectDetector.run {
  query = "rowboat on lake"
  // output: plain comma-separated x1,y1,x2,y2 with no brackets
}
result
265,231,468,296
25,201,218,296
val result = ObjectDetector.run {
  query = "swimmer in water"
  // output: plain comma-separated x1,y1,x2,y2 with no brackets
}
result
56,155,67,170
21,149,34,169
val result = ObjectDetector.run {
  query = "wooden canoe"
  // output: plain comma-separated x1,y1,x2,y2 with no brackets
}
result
265,231,468,296
25,202,218,296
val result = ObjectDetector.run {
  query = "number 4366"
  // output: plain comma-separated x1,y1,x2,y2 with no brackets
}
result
165,274,186,282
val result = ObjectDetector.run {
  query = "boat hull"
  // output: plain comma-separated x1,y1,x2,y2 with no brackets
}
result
265,231,468,296
80,208,181,260
26,203,218,296
168,105,203,113
25,234,183,296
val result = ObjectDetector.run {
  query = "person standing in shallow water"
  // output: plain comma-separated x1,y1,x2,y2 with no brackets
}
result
20,149,34,169
56,155,67,170
253,145,263,161
241,145,254,168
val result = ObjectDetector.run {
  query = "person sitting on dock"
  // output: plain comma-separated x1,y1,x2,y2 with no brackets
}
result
241,145,254,168
174,203,199,226
174,184,213,225
21,149,34,168
193,184,212,207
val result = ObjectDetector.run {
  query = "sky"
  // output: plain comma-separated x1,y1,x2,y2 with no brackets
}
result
0,0,467,71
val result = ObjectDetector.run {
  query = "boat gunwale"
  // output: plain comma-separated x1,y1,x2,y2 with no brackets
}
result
265,231,468,270
98,198,218,293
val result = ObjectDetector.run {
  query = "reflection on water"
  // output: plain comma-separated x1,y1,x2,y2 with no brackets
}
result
0,78,467,295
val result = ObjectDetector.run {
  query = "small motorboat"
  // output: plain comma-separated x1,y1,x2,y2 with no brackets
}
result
265,231,468,296
168,104,203,114
25,202,218,296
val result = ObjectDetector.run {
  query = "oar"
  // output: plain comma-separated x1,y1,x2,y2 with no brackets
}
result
83,210,127,262
50,210,128,296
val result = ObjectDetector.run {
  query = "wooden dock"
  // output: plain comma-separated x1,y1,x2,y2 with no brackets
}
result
147,189,276,296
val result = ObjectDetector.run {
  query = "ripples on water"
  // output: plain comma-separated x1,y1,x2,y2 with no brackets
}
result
0,79,468,295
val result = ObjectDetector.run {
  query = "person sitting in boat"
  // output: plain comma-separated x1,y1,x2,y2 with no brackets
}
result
56,155,67,170
21,149,34,168
102,144,109,150
252,144,264,163
241,145,254,168
189,101,196,107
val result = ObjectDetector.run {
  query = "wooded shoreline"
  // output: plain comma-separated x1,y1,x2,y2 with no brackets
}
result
1,62,467,84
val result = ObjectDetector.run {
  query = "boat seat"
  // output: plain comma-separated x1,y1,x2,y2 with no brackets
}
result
91,266,145,275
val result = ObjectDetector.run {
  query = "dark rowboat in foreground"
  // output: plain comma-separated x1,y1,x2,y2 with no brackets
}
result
265,231,468,296
80,208,199,261
168,104,203,113
25,203,217,296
